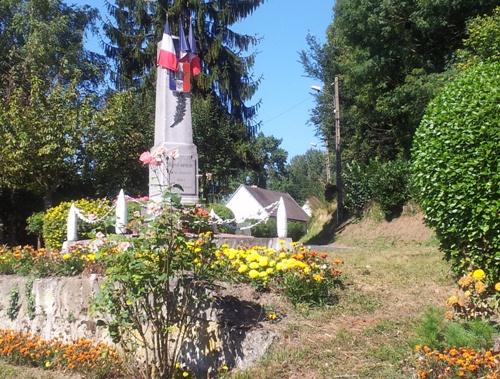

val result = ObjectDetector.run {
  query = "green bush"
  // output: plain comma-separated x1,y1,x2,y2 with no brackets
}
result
207,203,236,234
343,159,411,219
414,307,498,351
42,199,112,249
411,62,500,282
251,219,307,241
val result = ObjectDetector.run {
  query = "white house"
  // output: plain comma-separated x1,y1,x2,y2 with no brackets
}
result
226,185,310,225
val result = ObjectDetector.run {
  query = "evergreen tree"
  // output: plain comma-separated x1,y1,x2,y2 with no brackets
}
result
104,0,263,129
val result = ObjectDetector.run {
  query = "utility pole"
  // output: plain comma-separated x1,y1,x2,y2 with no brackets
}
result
334,76,343,226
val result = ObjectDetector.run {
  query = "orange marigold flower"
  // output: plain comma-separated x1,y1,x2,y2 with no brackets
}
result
474,281,486,294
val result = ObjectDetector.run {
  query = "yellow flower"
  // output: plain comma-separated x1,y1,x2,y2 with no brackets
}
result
471,269,485,281
258,256,269,267
182,371,189,377
238,264,248,273
266,268,274,274
495,282,500,291
447,295,459,305
464,290,471,298
258,271,268,279
312,274,324,282
249,262,259,270
62,253,71,260
248,270,259,279
44,360,52,368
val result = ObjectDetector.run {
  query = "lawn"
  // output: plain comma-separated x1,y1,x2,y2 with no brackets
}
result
229,226,455,378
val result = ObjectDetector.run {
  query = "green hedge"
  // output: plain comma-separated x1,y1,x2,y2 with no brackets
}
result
207,203,236,234
343,158,411,219
251,219,307,241
42,199,112,249
411,62,499,282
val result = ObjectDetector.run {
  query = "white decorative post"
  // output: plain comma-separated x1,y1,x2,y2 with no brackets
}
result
115,189,127,234
67,204,78,242
276,197,287,238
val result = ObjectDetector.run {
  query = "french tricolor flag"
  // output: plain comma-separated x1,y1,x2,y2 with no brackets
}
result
157,21,178,71
188,20,201,76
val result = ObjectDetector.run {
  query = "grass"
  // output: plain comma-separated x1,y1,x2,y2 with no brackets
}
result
0,360,80,379
228,239,455,378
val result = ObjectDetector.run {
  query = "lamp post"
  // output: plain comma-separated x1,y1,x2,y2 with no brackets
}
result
311,76,343,226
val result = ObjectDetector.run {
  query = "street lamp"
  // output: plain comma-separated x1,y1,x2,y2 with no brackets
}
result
310,77,343,226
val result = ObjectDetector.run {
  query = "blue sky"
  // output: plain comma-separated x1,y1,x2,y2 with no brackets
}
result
72,1,334,159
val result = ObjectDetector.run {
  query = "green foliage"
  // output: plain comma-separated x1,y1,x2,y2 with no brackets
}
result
86,90,153,196
192,95,251,201
7,287,20,321
456,7,500,69
104,0,262,128
414,307,497,350
250,219,307,242
277,149,327,204
280,271,331,306
42,199,112,250
0,76,94,203
287,222,308,242
411,62,500,281
93,196,220,378
0,245,89,277
26,212,44,238
25,277,36,320
207,203,236,234
302,0,497,162
242,133,288,189
343,159,411,219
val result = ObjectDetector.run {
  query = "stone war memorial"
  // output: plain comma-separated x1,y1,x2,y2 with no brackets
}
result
149,20,200,204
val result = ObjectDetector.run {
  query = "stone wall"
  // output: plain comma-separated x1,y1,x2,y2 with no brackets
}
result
0,275,275,376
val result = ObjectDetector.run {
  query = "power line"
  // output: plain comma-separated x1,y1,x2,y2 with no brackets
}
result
261,97,311,124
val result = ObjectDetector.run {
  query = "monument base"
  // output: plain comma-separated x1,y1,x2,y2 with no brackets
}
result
149,142,199,205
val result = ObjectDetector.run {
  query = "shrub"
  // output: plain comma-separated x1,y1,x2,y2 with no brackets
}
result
207,203,236,234
414,307,498,351
251,218,307,241
411,62,500,282
42,199,112,249
26,211,44,247
343,159,411,219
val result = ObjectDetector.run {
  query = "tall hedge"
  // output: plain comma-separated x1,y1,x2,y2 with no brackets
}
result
411,62,499,282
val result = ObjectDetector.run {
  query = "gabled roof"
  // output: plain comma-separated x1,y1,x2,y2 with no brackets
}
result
239,185,310,222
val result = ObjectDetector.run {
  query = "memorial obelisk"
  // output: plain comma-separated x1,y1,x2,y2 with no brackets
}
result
149,21,199,204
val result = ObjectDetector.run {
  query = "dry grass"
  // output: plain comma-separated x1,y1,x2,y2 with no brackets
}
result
0,361,81,379
229,215,455,379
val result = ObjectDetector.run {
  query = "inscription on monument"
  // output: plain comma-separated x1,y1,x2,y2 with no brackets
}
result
170,155,197,195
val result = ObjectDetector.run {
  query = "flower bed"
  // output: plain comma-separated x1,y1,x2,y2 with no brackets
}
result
0,329,121,377
415,345,499,378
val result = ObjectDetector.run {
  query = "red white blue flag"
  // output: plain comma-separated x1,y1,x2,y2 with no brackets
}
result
188,20,201,76
179,19,190,62
157,21,178,71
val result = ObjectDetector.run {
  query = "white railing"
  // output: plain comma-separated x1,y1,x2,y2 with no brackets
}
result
64,191,288,245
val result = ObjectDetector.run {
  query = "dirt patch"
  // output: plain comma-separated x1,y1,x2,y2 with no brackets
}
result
337,212,434,246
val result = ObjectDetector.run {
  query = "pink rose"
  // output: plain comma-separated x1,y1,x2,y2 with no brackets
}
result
139,151,154,165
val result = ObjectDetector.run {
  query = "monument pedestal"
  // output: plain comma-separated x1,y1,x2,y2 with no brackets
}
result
149,53,199,204
149,142,198,204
